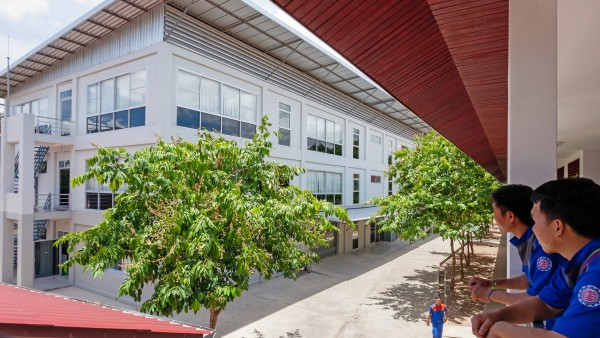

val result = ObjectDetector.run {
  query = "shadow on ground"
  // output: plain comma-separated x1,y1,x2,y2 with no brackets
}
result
367,267,439,323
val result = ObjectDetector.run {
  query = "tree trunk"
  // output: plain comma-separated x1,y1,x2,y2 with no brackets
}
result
459,239,465,278
466,234,471,266
209,307,222,329
450,238,456,291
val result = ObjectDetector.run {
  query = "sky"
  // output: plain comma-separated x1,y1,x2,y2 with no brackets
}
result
0,0,104,63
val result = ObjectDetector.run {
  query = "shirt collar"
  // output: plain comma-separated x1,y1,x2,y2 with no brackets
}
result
510,226,534,245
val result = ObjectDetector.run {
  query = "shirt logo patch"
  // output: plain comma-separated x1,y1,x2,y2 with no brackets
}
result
536,256,552,271
578,285,600,307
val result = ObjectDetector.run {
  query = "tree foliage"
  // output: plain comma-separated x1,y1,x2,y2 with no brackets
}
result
57,116,351,328
369,131,499,285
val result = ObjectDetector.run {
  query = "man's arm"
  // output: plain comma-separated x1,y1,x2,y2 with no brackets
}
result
481,321,566,338
444,309,448,323
426,312,431,326
471,296,561,337
471,285,531,305
469,274,529,290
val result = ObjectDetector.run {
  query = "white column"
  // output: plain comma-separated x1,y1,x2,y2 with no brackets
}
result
0,118,16,281
507,0,557,278
17,114,35,287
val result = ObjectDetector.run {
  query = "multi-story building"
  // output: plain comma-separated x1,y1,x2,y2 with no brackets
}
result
0,0,429,300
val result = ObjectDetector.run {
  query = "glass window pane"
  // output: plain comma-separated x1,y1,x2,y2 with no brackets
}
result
307,114,317,139
325,120,334,142
61,98,72,121
222,118,240,137
334,194,342,205
131,69,146,89
326,142,334,154
353,191,359,204
99,193,113,210
177,107,199,129
201,112,221,132
334,144,342,156
353,134,360,146
100,113,114,132
326,194,335,203
13,105,22,115
87,116,98,133
86,193,99,209
22,103,30,115
101,79,115,113
353,146,359,159
334,123,343,144
31,100,39,115
130,107,146,128
316,117,326,140
279,102,290,111
279,128,290,146
86,178,98,191
200,78,220,114
116,75,130,110
371,135,381,144
115,110,129,129
353,179,359,191
241,122,256,139
222,85,240,119
317,172,326,193
279,111,290,128
240,92,257,122
317,140,326,153
130,87,146,107
326,173,335,193
307,138,316,151
307,171,317,193
177,71,200,109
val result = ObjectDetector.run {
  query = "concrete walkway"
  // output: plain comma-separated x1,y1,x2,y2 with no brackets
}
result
49,235,474,338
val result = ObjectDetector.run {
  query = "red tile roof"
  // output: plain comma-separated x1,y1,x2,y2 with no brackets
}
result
0,283,213,337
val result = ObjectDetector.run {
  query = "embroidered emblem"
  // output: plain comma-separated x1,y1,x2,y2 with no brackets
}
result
536,256,552,271
578,285,600,307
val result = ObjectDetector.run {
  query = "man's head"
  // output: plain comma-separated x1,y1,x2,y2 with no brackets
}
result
435,296,443,306
531,178,600,242
491,184,534,233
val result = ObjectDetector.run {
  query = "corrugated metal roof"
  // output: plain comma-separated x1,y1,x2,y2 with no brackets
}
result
0,283,213,336
166,0,429,133
0,0,163,99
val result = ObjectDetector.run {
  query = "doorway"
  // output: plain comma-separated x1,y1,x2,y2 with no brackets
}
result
59,168,70,208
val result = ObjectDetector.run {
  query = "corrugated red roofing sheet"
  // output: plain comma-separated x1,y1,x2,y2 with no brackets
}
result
0,283,212,337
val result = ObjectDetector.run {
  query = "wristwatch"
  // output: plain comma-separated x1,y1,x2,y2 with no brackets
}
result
487,288,496,302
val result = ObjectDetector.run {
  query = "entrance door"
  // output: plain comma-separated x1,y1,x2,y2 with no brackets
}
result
59,168,70,207
57,231,69,276
34,240,59,278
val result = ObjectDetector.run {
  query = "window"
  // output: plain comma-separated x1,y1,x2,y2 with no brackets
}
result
85,162,125,210
307,114,343,156
568,159,580,178
371,175,381,183
388,177,393,196
306,171,342,205
557,166,564,179
353,128,360,159
60,90,72,121
176,70,258,139
278,102,291,146
371,134,381,144
353,174,360,204
387,140,394,165
87,70,146,133
13,98,48,117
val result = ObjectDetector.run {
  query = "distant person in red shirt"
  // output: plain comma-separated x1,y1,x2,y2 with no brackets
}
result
426,296,448,338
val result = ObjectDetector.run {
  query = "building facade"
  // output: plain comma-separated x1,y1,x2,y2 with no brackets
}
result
0,1,424,301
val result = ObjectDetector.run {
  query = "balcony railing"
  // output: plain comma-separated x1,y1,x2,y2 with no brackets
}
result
34,193,71,212
35,116,73,136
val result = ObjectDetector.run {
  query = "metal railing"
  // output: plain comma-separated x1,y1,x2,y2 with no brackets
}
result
34,116,73,136
34,193,71,212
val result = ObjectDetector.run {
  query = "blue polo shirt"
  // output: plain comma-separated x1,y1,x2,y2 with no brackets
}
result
510,227,561,297
539,238,600,337
511,227,562,329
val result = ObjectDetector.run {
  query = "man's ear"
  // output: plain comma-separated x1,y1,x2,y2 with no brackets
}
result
553,219,565,237
506,211,515,222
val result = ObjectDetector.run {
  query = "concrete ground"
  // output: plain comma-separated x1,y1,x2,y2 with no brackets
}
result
48,235,475,338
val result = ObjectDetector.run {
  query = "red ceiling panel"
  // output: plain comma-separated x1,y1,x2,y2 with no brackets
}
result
272,0,508,180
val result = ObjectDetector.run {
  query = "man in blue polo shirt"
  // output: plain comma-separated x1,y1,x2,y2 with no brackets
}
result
426,296,448,338
468,184,562,329
471,178,600,338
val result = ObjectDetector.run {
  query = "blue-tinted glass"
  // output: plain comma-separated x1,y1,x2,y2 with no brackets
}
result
177,106,199,129
130,107,145,128
87,116,98,133
115,110,129,129
279,128,290,146
201,112,221,132
61,99,72,121
100,113,114,132
60,89,72,99
222,117,240,137
307,138,317,151
241,122,256,139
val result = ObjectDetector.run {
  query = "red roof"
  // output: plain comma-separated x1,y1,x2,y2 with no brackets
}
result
0,283,213,337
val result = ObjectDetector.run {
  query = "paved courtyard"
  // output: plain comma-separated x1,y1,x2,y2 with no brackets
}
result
51,235,475,338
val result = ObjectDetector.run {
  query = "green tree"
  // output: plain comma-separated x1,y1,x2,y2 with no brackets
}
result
369,131,499,288
57,117,351,329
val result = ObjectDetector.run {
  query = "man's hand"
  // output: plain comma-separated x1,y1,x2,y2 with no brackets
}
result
426,320,430,326
468,276,492,290
471,285,492,303
471,312,499,338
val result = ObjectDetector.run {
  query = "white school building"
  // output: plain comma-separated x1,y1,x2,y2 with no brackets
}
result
0,0,429,300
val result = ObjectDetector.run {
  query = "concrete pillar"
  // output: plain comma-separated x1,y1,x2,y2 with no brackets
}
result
507,0,557,278
581,149,600,183
17,114,35,287
0,122,16,282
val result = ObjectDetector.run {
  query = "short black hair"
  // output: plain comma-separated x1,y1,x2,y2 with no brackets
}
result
531,178,600,238
492,184,534,226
